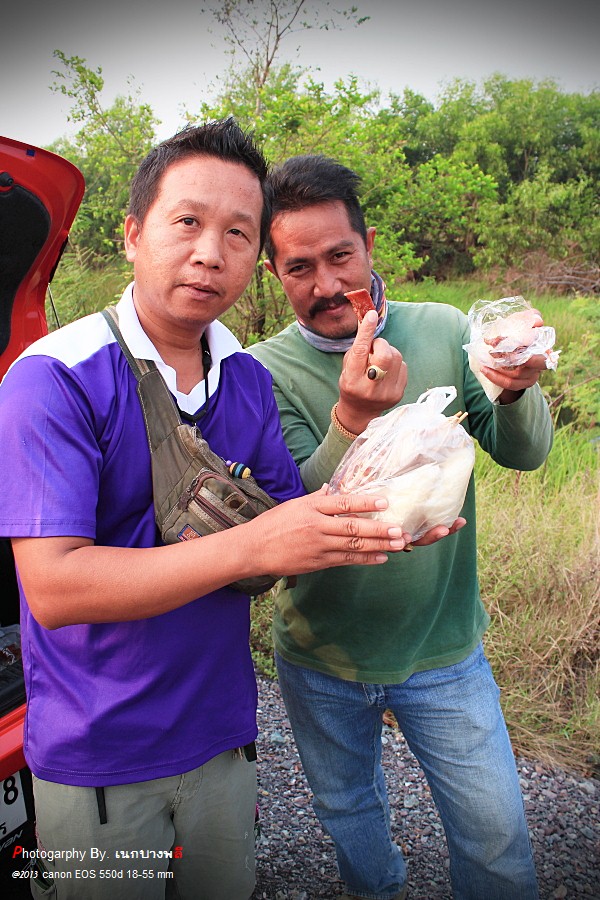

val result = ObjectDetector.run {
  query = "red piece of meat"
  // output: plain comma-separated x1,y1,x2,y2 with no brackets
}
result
345,289,376,322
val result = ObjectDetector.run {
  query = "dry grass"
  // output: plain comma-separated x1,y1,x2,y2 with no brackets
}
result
476,434,600,775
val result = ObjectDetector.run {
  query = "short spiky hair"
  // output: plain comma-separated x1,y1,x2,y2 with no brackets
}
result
265,155,367,265
128,117,272,250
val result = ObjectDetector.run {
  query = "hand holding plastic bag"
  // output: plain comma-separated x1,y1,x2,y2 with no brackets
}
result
327,387,475,540
463,295,560,401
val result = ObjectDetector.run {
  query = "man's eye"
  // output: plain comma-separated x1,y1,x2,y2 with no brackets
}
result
333,251,350,261
229,228,245,237
287,264,307,275
180,216,197,226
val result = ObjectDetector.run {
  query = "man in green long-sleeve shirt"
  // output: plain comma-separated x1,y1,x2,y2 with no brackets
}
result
248,155,552,900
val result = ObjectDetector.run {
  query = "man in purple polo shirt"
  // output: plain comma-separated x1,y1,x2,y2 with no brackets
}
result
0,120,408,899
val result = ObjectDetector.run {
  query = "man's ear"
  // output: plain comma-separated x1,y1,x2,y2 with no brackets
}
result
366,227,376,258
124,215,141,263
264,259,279,279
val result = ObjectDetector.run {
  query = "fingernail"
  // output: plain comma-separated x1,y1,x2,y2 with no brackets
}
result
374,498,388,509
387,527,404,537
389,540,405,550
375,554,388,563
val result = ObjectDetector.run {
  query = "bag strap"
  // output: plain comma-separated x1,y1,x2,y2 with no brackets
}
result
101,306,147,379
101,306,267,495
101,305,192,451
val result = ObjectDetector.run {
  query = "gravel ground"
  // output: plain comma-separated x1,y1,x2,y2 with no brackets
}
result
252,676,600,900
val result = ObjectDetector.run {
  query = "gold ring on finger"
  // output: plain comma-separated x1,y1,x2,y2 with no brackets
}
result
367,365,387,382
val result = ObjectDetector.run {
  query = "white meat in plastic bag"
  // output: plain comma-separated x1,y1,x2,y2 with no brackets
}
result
327,387,475,540
463,295,560,402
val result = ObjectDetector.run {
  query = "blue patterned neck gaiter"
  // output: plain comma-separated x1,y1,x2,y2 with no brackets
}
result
296,270,388,353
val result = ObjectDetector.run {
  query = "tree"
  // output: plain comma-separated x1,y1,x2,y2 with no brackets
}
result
49,51,159,257
400,156,498,277
45,26,599,335
475,165,600,269
200,0,369,120
377,89,436,167
400,76,600,277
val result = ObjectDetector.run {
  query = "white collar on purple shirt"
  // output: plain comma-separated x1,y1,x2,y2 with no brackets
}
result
116,282,242,416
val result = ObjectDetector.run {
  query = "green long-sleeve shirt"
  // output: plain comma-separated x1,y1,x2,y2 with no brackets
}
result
248,301,553,682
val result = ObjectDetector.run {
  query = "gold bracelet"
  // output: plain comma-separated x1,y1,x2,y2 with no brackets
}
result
331,403,360,440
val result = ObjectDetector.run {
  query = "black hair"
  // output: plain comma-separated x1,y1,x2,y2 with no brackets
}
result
128,117,272,251
265,155,367,265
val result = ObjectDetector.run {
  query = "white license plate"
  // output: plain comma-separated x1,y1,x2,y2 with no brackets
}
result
0,771,27,837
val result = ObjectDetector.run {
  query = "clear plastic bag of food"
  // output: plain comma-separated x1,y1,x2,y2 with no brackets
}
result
463,295,560,401
327,386,475,540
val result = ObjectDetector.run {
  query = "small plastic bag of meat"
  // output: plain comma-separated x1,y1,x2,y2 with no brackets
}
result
463,295,560,402
327,386,475,540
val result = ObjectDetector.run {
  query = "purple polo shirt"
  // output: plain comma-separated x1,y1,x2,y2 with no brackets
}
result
0,285,304,786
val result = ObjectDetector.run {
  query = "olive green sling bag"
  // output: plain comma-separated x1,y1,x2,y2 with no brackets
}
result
101,306,279,595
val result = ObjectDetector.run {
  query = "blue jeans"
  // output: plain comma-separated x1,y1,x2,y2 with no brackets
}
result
276,645,538,900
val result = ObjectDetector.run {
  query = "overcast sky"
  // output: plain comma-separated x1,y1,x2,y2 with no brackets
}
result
2,0,598,148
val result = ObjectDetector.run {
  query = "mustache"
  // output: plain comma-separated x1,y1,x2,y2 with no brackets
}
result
307,294,349,319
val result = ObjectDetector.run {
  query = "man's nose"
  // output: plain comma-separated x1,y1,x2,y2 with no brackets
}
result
190,231,225,269
313,266,341,298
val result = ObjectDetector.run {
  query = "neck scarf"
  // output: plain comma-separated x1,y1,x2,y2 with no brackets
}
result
297,270,388,353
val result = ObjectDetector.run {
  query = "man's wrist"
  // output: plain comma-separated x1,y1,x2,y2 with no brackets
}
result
334,397,379,436
331,402,361,440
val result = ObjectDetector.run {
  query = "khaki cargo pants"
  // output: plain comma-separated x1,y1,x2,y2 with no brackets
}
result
29,749,256,900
